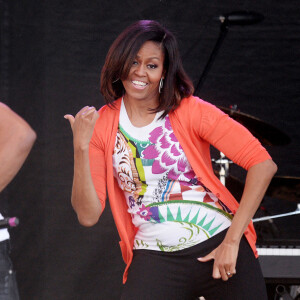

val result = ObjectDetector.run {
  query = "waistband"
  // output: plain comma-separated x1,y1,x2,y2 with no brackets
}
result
0,239,10,252
133,228,232,259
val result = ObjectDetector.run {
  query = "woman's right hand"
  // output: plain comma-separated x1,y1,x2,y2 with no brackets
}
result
64,106,99,150
64,106,102,226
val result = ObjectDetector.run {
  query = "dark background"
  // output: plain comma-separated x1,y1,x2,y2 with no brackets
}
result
0,0,299,299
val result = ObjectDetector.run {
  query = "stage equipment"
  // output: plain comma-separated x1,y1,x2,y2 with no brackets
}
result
218,105,291,146
196,10,298,298
212,105,291,188
211,106,299,291
218,11,264,26
254,204,300,223
212,152,232,185
257,236,300,285
254,202,300,286
194,11,264,94
266,176,300,202
0,217,19,229
275,285,294,300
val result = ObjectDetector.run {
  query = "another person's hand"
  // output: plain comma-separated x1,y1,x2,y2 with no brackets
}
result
64,106,99,150
197,239,239,281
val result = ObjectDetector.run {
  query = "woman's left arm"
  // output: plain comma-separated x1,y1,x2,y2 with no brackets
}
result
198,158,277,281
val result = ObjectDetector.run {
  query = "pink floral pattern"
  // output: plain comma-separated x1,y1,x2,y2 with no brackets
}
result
142,116,195,181
137,204,153,221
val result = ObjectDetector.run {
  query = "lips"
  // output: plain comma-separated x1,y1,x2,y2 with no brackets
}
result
132,80,148,89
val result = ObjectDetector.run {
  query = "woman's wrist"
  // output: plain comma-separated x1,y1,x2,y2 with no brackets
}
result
74,143,90,153
223,223,244,245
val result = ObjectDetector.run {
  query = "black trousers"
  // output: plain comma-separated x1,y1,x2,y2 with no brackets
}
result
121,230,267,300
0,240,19,300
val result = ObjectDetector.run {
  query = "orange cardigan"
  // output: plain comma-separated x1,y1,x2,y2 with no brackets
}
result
89,96,271,283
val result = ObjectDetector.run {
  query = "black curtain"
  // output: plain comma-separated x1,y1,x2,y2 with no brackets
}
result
0,0,299,299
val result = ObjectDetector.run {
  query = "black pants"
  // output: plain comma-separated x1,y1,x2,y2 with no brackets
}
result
121,230,267,300
0,240,19,300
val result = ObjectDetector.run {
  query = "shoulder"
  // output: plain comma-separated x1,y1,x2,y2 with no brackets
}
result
171,96,230,137
179,95,221,109
175,95,225,119
98,98,121,115
95,98,121,124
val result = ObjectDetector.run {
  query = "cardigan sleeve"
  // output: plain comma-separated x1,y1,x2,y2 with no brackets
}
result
191,98,271,170
89,111,108,212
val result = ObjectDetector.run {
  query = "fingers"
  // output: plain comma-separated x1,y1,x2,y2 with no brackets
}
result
208,240,239,281
220,267,229,281
198,252,232,281
64,114,75,128
216,264,236,281
198,248,237,281
64,106,99,149
81,106,95,117
85,107,99,122
228,268,236,276
197,250,215,262
77,106,99,122
64,106,98,127
212,265,222,280
198,250,223,280
227,268,236,278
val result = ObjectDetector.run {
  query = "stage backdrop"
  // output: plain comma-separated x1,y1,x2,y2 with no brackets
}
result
0,0,299,299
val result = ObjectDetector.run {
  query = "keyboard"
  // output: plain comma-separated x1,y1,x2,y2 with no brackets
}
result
257,240,300,284
257,247,300,256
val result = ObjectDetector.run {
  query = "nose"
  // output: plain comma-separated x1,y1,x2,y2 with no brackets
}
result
134,63,146,77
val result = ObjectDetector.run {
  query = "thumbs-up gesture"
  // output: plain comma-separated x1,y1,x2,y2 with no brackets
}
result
64,106,99,151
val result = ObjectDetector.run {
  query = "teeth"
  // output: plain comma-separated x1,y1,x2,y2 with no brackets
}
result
132,80,147,86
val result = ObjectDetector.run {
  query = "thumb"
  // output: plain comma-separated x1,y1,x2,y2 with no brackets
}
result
197,250,215,262
64,114,75,128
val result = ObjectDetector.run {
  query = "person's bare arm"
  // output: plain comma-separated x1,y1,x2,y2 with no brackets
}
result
64,106,102,227
0,102,36,192
198,159,277,280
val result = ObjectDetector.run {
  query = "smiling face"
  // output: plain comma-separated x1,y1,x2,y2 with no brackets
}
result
121,41,165,106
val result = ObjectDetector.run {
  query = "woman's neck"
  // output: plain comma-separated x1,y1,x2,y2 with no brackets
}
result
123,95,159,127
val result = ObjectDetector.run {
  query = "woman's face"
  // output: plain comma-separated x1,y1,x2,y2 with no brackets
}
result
122,41,165,105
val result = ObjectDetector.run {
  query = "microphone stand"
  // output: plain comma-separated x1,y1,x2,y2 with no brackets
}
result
194,11,264,95
211,152,232,186
194,21,228,95
253,204,300,223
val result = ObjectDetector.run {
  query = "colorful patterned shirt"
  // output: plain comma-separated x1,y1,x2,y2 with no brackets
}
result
112,100,232,252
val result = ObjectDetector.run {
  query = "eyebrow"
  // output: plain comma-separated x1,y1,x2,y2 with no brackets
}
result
136,55,161,61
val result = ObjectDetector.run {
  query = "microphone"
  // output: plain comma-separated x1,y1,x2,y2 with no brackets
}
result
219,11,264,26
0,217,19,229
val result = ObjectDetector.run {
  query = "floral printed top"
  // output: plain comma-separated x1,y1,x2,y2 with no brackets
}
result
112,100,232,252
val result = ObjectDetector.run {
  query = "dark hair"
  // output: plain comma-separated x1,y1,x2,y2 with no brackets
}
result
100,20,194,117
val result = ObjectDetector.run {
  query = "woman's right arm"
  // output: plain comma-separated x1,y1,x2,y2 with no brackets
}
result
65,106,102,227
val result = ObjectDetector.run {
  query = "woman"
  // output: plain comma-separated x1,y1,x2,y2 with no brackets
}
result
65,20,277,300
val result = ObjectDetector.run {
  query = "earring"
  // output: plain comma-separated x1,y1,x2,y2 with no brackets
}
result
159,78,164,94
112,78,119,83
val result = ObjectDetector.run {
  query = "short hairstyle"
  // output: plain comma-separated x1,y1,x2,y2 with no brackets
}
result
100,20,194,117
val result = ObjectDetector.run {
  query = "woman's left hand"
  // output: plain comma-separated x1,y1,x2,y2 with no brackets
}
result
197,239,240,281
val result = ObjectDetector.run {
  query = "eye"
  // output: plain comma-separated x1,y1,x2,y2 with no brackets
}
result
132,61,138,65
148,64,158,69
